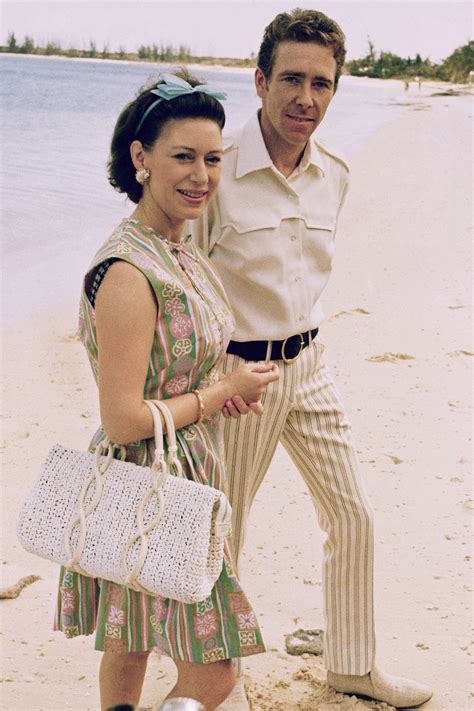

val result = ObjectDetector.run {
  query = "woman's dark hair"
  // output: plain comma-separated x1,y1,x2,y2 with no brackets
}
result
257,8,346,91
108,68,226,204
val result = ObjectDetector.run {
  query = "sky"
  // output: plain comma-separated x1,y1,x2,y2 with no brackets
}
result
1,0,472,63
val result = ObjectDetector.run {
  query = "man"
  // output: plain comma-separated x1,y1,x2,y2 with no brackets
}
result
194,9,432,708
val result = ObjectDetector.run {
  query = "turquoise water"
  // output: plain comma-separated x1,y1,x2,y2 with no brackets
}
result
0,54,408,324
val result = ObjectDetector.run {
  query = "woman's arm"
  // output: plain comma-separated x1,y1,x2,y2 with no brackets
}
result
95,261,278,444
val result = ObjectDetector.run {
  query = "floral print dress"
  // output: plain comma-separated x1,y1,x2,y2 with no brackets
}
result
54,218,265,662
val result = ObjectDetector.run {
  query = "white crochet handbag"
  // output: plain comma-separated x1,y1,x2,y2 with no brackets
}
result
17,400,232,603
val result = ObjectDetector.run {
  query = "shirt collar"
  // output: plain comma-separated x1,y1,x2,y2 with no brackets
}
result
235,111,325,179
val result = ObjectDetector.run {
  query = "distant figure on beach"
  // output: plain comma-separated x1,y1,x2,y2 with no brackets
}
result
415,74,422,90
193,8,433,709
54,69,278,710
404,79,410,91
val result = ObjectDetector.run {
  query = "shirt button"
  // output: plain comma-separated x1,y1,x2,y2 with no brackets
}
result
298,315,305,322
295,276,300,282
290,235,297,242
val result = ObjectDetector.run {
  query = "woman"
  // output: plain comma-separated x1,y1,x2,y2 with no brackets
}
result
54,70,279,710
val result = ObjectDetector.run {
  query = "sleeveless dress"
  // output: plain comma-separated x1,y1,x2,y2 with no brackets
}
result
54,218,265,662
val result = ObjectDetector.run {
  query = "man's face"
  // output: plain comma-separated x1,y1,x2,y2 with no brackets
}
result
256,40,337,152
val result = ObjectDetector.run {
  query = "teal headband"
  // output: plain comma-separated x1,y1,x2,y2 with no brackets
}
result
134,73,227,137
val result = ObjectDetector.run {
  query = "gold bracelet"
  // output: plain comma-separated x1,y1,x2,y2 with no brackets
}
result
192,389,205,424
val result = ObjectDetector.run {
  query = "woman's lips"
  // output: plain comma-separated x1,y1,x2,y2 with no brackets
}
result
177,189,208,204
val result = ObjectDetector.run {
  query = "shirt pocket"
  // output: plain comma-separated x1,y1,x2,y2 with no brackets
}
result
302,217,337,273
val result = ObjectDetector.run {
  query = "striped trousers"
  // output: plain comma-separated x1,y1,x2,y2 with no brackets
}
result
221,338,375,675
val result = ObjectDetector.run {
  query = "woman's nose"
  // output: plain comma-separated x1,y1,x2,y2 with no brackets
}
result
190,160,208,183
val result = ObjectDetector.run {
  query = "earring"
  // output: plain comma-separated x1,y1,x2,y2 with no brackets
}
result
135,168,150,185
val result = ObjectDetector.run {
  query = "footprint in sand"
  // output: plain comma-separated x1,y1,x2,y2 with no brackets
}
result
366,353,415,363
61,332,81,342
0,575,41,599
448,350,474,357
332,307,370,319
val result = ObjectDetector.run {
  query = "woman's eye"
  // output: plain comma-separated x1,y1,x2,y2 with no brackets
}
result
206,156,221,165
174,153,192,160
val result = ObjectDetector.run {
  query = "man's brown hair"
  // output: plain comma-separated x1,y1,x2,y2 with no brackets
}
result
257,8,346,90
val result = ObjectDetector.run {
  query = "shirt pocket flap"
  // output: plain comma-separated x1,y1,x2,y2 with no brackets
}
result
303,216,336,232
220,213,283,234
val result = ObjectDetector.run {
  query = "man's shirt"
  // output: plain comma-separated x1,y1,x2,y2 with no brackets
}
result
192,111,349,342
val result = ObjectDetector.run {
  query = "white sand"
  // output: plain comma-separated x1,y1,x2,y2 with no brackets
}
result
1,88,472,710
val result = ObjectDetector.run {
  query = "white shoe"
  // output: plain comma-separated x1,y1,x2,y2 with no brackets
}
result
327,665,432,708
217,675,249,711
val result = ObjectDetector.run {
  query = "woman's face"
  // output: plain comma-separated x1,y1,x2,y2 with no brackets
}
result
137,118,223,225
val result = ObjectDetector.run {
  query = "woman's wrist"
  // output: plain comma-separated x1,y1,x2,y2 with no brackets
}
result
192,389,205,423
199,378,233,417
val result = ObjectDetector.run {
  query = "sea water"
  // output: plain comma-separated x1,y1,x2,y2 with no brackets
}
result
0,54,408,325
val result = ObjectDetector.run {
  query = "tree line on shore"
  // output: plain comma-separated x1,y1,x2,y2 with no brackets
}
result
346,38,473,83
2,32,473,82
1,33,255,68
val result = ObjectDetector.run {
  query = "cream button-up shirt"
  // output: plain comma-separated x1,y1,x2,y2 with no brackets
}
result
192,111,349,342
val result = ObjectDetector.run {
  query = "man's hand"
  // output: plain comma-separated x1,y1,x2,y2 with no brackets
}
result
222,395,265,419
221,362,278,418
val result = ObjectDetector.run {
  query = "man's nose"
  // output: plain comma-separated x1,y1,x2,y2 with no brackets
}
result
295,82,313,107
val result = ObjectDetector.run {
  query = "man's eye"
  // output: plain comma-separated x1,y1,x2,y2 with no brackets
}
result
314,81,330,90
284,76,299,84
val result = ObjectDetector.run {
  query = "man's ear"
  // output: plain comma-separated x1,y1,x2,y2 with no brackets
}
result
255,67,268,99
130,140,147,171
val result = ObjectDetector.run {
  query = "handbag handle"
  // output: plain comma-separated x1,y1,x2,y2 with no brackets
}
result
150,399,183,477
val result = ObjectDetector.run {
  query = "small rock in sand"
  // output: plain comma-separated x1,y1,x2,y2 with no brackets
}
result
385,454,403,464
285,628,324,656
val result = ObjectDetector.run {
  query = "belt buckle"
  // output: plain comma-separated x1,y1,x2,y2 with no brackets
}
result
281,333,305,364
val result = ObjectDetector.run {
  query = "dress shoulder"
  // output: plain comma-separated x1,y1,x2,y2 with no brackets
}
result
83,220,176,307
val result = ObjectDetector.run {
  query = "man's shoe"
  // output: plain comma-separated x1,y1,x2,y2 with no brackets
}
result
327,665,432,708
217,675,249,711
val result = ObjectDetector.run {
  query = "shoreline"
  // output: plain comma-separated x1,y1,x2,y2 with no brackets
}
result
1,51,470,91
1,89,472,709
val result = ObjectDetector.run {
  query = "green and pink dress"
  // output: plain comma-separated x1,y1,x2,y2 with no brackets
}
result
54,218,265,662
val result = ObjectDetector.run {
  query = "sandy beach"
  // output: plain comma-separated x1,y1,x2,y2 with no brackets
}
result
1,86,472,710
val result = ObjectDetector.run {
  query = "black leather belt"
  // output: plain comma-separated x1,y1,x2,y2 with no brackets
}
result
227,328,318,364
